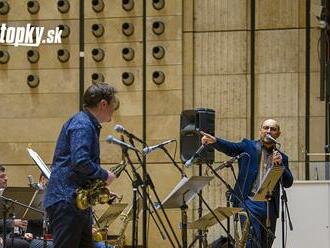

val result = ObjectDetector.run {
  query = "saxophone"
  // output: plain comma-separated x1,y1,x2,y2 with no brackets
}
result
105,200,142,248
76,161,126,210
234,211,250,248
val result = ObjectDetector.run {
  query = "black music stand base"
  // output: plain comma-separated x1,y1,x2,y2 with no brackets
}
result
181,201,188,248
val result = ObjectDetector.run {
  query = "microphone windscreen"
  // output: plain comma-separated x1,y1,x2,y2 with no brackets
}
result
106,135,114,143
114,124,124,133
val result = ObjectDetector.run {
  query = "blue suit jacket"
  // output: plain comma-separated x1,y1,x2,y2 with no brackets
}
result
213,138,293,218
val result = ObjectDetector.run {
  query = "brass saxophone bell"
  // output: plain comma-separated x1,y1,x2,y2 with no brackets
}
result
93,228,108,242
76,189,89,210
98,187,111,204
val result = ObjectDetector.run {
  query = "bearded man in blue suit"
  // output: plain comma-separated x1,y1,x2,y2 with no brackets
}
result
201,119,293,248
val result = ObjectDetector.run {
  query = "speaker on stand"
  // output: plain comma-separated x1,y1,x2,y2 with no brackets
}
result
180,108,215,248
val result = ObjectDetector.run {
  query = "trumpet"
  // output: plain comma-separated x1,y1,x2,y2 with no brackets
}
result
76,161,126,210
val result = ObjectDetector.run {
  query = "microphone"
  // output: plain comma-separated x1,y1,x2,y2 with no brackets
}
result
266,134,280,145
114,124,131,137
142,139,175,154
27,175,43,190
106,135,141,153
213,152,249,171
114,124,146,144
184,144,206,168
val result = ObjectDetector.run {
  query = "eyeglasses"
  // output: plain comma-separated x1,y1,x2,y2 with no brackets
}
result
262,125,278,132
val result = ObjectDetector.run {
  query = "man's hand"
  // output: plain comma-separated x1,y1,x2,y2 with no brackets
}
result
106,170,116,185
23,233,33,240
272,151,283,166
13,219,27,229
200,131,217,145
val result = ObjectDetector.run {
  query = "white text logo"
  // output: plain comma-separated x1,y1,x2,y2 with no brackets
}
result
0,23,62,47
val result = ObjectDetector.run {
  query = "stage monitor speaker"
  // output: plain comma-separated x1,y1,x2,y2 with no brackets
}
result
180,108,215,164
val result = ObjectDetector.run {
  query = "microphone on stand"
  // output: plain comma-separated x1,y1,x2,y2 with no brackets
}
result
212,152,249,172
184,144,207,168
27,175,43,190
106,135,141,153
142,140,175,155
266,134,280,145
114,124,146,144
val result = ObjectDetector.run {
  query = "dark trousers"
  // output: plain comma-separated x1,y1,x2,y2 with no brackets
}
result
245,214,276,248
46,201,93,248
5,237,30,248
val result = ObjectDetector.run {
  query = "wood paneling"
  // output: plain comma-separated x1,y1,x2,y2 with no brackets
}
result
194,0,248,31
194,31,248,75
0,0,79,21
255,30,299,73
256,0,299,29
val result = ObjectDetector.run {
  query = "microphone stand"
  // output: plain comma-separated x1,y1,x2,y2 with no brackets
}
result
127,136,143,247
202,162,236,246
121,145,142,248
163,149,236,247
122,146,179,248
123,168,167,241
126,134,149,248
127,136,182,248
281,181,293,248
0,195,44,248
212,157,266,248
160,147,186,178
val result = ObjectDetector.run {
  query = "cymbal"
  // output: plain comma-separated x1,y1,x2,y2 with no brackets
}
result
98,203,128,225
188,207,242,230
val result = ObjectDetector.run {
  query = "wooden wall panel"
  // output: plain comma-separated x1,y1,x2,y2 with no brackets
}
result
85,18,143,43
194,0,248,31
6,165,43,187
146,90,182,115
84,67,143,91
0,69,78,94
0,93,78,118
85,43,142,68
256,0,299,29
0,142,55,165
85,0,143,18
0,118,67,142
255,30,299,73
194,31,248,75
255,73,299,117
147,16,182,41
84,65,182,91
0,0,79,21
147,0,182,16
194,75,248,118
0,45,79,69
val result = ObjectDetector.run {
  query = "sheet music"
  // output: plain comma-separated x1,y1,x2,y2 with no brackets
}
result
252,165,284,202
26,148,51,179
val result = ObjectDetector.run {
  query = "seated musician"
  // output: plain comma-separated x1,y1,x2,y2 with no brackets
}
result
0,165,33,248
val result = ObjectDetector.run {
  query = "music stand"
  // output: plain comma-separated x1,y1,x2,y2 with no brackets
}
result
188,207,242,231
98,203,128,228
26,148,51,180
250,165,284,247
161,176,213,248
3,187,44,220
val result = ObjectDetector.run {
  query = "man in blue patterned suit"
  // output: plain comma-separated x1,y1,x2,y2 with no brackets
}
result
44,83,119,248
201,119,293,248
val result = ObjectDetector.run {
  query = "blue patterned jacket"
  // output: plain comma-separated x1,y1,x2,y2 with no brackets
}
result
44,111,108,209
